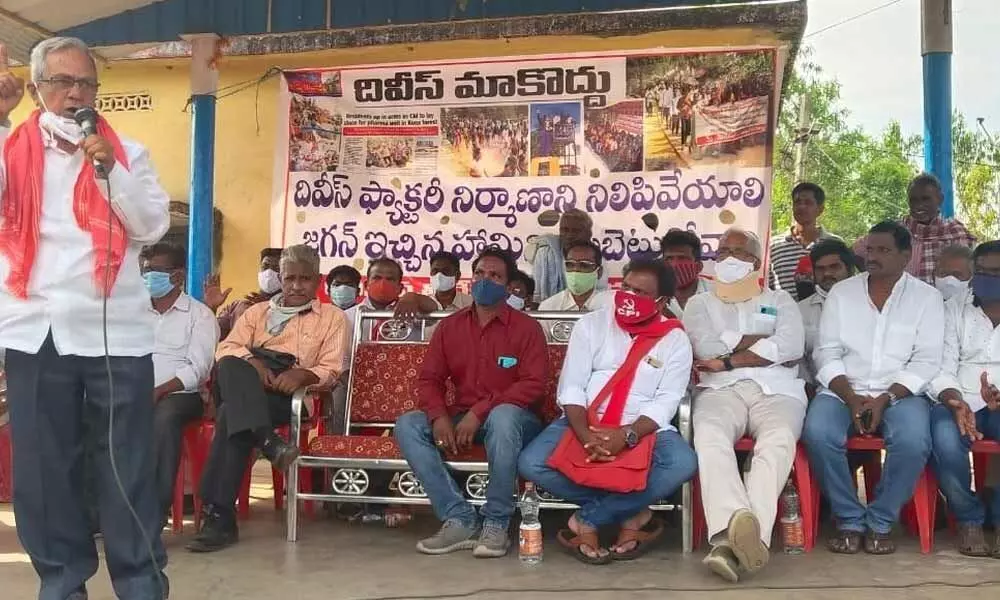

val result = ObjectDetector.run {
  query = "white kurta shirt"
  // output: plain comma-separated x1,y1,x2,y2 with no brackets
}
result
797,290,827,384
928,290,1000,412
814,272,944,397
683,288,806,403
538,289,612,312
558,307,693,432
150,292,220,391
0,125,170,357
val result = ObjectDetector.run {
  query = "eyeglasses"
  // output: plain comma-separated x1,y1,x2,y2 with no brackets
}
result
37,76,100,94
564,260,599,272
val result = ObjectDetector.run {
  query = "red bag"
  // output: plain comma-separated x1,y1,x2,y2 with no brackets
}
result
546,317,682,493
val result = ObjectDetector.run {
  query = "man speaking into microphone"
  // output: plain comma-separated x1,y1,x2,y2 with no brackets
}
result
0,38,169,599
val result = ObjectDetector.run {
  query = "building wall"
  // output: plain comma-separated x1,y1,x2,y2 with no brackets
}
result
11,26,780,296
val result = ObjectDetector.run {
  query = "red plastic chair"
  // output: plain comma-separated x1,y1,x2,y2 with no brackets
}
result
692,438,817,552
169,419,212,533
808,435,938,554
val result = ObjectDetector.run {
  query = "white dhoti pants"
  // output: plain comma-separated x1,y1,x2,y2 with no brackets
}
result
693,380,805,546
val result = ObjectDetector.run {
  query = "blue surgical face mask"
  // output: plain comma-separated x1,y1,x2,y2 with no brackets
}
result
471,278,508,307
144,271,175,299
506,294,526,311
971,273,1000,303
330,284,358,309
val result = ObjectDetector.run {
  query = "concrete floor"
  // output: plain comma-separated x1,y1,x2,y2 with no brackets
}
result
3,467,1000,600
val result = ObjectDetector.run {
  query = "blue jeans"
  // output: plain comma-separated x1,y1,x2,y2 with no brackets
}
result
394,405,542,529
930,402,1000,525
803,392,931,534
518,417,698,528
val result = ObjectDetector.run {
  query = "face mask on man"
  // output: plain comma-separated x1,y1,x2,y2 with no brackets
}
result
35,87,85,145
565,271,598,295
971,274,1000,303
144,271,175,299
935,275,968,301
613,290,660,328
367,279,401,305
329,284,358,309
714,257,755,284
258,269,282,295
430,273,457,293
472,278,509,307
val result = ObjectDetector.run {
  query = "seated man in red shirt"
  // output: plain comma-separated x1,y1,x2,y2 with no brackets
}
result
395,248,548,558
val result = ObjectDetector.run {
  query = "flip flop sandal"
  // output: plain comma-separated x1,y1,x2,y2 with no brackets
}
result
864,531,896,555
611,517,665,561
826,529,862,554
557,528,612,565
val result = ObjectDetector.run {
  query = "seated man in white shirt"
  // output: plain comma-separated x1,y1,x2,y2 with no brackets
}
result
139,243,219,523
933,244,973,302
660,229,710,319
804,221,942,556
519,258,697,564
683,228,805,582
538,241,612,312
928,240,1000,557
428,251,474,312
798,240,856,393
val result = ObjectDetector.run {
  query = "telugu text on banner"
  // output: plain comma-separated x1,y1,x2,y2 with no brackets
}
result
271,47,784,286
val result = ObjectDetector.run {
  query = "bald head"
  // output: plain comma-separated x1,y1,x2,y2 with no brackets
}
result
559,209,593,248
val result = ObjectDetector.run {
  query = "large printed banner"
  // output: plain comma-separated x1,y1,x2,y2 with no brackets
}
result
272,47,784,285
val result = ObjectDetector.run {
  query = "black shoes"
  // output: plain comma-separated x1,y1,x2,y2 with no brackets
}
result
260,433,300,471
185,505,238,553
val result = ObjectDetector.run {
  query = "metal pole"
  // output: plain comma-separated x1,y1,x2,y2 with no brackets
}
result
186,35,220,300
921,0,953,217
793,93,811,183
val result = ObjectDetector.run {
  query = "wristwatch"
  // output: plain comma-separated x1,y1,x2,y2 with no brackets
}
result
623,426,639,448
722,356,734,371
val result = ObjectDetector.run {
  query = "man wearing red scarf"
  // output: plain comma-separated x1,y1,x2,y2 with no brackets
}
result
0,38,169,599
519,258,697,564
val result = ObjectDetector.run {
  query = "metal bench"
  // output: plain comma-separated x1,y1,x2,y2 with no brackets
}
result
286,310,694,553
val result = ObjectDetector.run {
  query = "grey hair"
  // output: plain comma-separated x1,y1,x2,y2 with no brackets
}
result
722,227,763,260
939,243,973,262
30,37,96,83
280,244,320,274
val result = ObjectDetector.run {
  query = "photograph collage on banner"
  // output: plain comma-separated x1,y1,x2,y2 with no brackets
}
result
273,47,784,293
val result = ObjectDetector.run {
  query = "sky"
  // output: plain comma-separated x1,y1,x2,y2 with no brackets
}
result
805,0,999,139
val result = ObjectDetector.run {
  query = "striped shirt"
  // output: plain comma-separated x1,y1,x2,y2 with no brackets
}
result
768,226,840,301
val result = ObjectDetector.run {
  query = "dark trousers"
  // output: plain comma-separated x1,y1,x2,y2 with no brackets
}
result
153,392,204,516
6,334,167,600
199,356,291,512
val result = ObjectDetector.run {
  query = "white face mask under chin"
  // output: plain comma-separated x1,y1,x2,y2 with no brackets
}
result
36,92,85,145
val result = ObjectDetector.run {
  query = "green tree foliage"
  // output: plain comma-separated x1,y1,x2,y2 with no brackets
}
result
772,53,999,244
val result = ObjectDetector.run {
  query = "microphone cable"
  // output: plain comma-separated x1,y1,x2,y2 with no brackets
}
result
99,171,168,599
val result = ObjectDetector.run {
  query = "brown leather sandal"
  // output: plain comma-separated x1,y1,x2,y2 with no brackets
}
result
557,528,612,565
611,517,665,561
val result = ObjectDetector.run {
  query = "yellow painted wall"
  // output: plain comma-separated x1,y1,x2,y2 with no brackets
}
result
11,26,782,296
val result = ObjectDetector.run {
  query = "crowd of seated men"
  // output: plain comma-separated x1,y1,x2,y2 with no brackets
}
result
139,172,1000,582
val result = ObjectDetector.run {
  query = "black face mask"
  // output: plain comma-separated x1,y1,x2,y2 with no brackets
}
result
796,280,816,301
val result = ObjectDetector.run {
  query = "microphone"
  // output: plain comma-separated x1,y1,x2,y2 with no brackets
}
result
73,107,107,179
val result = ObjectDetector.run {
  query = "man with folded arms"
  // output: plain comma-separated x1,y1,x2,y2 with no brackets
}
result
394,248,547,558
804,221,942,555
928,240,1000,557
519,258,696,564
683,228,805,582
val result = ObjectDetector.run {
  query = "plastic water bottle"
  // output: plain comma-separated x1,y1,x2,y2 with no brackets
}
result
780,479,804,554
518,482,543,564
